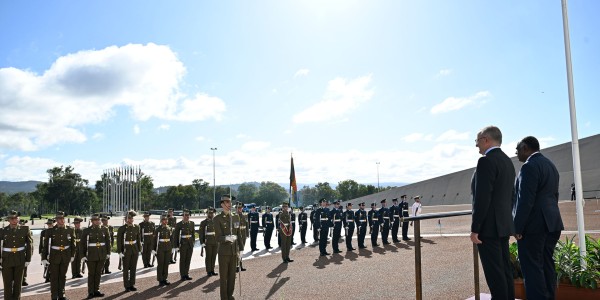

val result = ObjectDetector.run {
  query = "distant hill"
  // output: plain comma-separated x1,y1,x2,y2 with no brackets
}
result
0,181,43,194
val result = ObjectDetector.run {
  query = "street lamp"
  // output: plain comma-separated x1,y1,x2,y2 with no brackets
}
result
211,147,218,209
376,162,380,192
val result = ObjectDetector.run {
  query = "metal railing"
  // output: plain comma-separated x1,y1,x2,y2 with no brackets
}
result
402,210,477,300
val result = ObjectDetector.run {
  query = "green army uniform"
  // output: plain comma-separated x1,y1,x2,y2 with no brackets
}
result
235,202,249,271
42,212,76,300
117,211,142,291
81,214,111,298
278,203,294,263
101,216,114,274
17,219,31,287
139,212,155,267
199,208,218,276
40,219,54,283
173,209,195,280
153,216,173,285
213,195,243,300
71,217,84,278
167,209,177,263
1,211,33,300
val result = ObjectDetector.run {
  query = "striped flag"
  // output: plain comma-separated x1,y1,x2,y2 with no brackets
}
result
290,156,297,194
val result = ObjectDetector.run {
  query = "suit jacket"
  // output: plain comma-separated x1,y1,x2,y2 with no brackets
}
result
471,148,516,237
513,153,564,234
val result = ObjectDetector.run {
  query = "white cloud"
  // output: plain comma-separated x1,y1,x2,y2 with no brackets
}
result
195,136,205,142
236,134,250,140
0,43,226,151
435,69,452,78
241,141,271,151
402,133,433,143
294,68,310,78
92,133,105,140
158,124,170,131
430,91,491,114
293,74,374,124
133,125,140,135
436,130,470,142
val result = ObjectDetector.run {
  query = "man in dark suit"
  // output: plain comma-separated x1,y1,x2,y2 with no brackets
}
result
513,136,563,300
470,125,515,299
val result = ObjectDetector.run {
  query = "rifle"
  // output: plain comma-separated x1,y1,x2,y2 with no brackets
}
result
118,250,123,270
200,245,204,257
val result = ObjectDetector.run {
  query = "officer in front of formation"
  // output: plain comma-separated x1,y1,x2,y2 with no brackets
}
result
117,210,142,292
199,207,218,277
399,195,411,241
379,199,391,245
390,198,401,243
277,202,294,263
1,210,33,300
247,206,260,251
173,209,195,281
355,202,368,249
42,211,76,300
235,201,248,271
329,200,343,254
310,204,319,242
153,214,173,286
139,211,155,268
342,202,356,251
316,198,330,256
297,207,308,244
213,194,243,300
100,215,114,274
262,206,274,249
167,208,177,264
40,218,55,283
368,203,380,247
81,213,111,299
71,216,84,279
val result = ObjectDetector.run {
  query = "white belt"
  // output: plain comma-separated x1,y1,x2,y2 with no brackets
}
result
359,220,366,222
346,220,354,222
394,215,400,217
75,239,81,243
2,247,25,252
402,210,409,212
182,235,192,238
51,245,70,250
291,221,295,223
88,242,106,247
266,221,273,224
143,233,153,236
282,223,289,226
320,218,328,221
334,220,341,222
250,221,258,223
205,232,215,236
159,239,170,242
372,218,379,221
125,240,137,245
383,217,390,219
240,226,246,229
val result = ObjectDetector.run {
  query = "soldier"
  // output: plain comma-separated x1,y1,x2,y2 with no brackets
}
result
1,210,33,300
213,194,243,299
16,219,31,287
297,207,308,244
316,198,330,256
199,207,218,277
167,208,177,264
81,213,110,298
42,211,76,300
139,211,155,267
100,215,114,274
275,211,281,247
390,198,401,243
400,195,411,241
342,203,356,251
173,209,195,281
247,206,260,251
329,201,343,253
379,199,391,245
71,216,84,279
40,218,55,283
117,210,142,292
355,202,368,249
235,201,248,271
152,214,172,286
310,203,319,243
262,206,274,249
278,202,294,263
368,202,380,247
289,206,296,245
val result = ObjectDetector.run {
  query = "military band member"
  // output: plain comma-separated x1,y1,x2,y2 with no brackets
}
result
368,203,380,247
213,194,243,299
248,206,260,251
153,215,173,286
71,216,84,279
139,211,155,267
235,202,248,271
167,208,177,264
355,202,368,249
262,206,274,249
329,201,343,253
101,215,114,274
342,203,356,251
40,218,55,283
117,210,142,291
42,211,76,300
298,207,308,244
316,198,330,256
310,204,319,243
173,209,195,280
1,210,33,300
199,207,218,276
390,198,401,243
379,199,391,245
400,195,411,241
278,202,294,263
81,213,111,298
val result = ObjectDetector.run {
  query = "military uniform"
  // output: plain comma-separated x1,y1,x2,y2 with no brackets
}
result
81,214,111,298
262,208,274,249
42,212,76,300
235,202,248,271
342,204,356,251
17,219,31,287
117,211,142,291
400,195,411,241
247,208,260,251
355,203,368,248
71,217,84,278
173,209,195,280
379,199,391,244
167,209,177,264
153,216,173,285
199,208,218,276
40,219,54,283
329,202,343,253
213,195,243,300
101,216,114,274
390,199,401,242
289,210,296,245
298,208,308,243
315,199,330,256
310,204,319,242
139,213,156,267
1,211,33,300
368,204,380,247
278,203,293,262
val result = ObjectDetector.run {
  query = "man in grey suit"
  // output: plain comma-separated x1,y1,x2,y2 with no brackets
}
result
513,136,563,300
470,125,516,299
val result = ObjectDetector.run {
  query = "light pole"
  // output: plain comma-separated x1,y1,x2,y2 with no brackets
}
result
376,162,380,192
211,147,217,209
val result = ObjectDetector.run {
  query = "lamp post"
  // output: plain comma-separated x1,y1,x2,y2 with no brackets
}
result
376,162,380,192
211,147,217,209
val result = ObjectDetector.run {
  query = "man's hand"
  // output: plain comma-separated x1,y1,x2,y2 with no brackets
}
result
151,250,157,256
172,248,179,254
81,257,88,264
70,257,74,263
514,234,523,240
119,253,125,258
470,232,482,244
106,254,110,260
42,259,50,267
25,261,30,267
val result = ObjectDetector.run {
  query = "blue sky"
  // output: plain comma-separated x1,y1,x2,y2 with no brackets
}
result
0,1,598,187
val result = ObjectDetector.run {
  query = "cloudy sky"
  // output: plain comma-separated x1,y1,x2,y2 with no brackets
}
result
1,1,599,187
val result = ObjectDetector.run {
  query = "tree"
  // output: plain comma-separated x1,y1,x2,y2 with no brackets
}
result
37,166,95,215
337,179,360,201
256,181,288,208
299,185,317,206
192,179,211,209
237,183,258,203
314,182,338,201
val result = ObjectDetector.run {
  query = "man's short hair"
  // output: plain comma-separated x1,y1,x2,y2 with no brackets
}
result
480,125,502,144
519,136,540,152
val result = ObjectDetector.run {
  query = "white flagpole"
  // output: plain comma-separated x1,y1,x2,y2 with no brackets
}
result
561,0,586,265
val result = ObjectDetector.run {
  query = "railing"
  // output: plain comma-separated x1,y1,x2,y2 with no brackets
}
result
402,210,477,300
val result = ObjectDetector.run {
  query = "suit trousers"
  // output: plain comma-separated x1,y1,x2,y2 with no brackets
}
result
281,234,292,259
300,224,307,242
319,227,329,254
71,247,81,276
370,225,379,246
357,224,367,247
402,221,409,239
264,227,273,248
123,250,139,288
50,261,69,299
477,236,514,300
332,226,341,252
518,231,560,300
345,225,355,249
87,259,105,294
391,219,400,241
142,240,153,266
2,264,25,300
218,254,237,300
205,244,218,273
312,224,319,242
156,249,170,282
381,223,390,243
179,245,193,277
250,226,258,250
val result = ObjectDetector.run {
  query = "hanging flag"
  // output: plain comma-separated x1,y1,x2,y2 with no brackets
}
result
290,156,297,193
